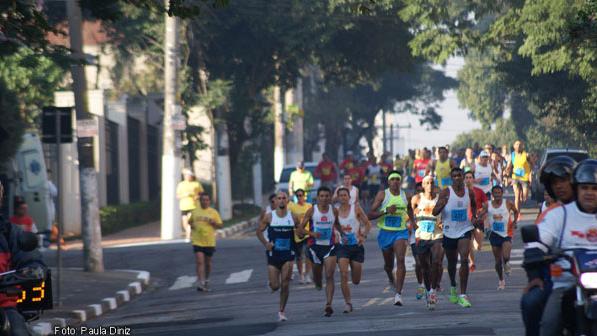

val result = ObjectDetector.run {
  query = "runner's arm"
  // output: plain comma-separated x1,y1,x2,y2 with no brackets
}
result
256,213,272,249
468,187,478,222
410,194,420,230
406,191,416,232
298,207,315,238
332,208,344,240
432,188,449,216
507,199,519,228
367,190,386,220
356,204,372,237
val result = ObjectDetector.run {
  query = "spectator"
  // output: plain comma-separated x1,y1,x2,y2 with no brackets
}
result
176,169,204,240
339,151,355,174
10,199,35,232
314,153,338,189
289,161,314,200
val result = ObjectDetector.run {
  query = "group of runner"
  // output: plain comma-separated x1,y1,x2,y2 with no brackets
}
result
258,142,534,321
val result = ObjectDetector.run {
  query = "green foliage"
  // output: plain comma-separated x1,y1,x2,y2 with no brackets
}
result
0,80,25,160
99,200,160,235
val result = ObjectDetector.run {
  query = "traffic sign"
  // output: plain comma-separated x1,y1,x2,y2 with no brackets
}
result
76,119,98,138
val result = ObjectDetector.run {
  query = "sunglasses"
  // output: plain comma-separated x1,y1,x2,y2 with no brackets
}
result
296,194,305,197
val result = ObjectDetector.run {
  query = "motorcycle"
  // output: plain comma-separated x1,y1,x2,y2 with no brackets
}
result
0,231,52,335
522,225,597,336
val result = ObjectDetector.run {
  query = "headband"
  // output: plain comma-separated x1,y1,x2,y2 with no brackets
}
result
388,173,402,180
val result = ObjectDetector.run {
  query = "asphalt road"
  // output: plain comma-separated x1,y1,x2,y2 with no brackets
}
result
45,209,537,336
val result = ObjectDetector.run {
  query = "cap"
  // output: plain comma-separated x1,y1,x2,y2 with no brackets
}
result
182,168,194,176
479,150,490,157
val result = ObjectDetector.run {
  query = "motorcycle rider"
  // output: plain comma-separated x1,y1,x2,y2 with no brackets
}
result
523,159,597,336
0,181,47,336
520,156,577,336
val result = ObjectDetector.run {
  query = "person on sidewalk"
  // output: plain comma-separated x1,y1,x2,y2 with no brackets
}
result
289,161,314,202
189,192,223,292
177,169,204,241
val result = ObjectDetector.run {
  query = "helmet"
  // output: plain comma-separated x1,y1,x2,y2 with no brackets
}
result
540,156,577,199
573,159,597,186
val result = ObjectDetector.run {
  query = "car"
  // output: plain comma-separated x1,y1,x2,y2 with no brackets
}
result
276,162,322,201
531,148,589,203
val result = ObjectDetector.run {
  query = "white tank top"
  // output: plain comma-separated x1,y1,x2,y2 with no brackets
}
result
335,185,359,205
312,204,336,246
475,163,492,193
488,200,511,238
415,193,443,240
441,186,473,239
366,165,382,186
338,204,360,245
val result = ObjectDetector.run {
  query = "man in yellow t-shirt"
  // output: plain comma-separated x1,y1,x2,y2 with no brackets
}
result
189,192,223,292
289,161,314,201
288,189,313,284
176,169,204,240
506,140,532,219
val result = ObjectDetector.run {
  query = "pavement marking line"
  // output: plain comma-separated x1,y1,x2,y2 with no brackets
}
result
105,239,188,249
89,304,103,316
103,297,117,310
511,248,524,257
380,297,394,305
169,275,198,290
363,298,381,307
31,322,52,336
225,269,253,284
72,310,87,322
510,260,523,266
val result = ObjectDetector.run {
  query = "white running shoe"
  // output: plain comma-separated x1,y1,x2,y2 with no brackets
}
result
394,293,403,306
278,311,287,322
498,280,506,290
504,262,512,276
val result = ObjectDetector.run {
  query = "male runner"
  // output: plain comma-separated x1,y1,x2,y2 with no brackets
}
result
289,189,313,284
368,171,414,306
336,187,372,313
464,170,488,272
427,146,456,189
506,140,532,218
365,157,383,207
411,175,444,310
475,151,495,198
409,182,425,301
333,173,359,205
298,187,342,317
413,149,431,184
257,191,300,321
459,147,477,173
433,168,477,308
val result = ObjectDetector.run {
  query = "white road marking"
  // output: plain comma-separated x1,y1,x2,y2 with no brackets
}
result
380,297,394,305
511,249,524,257
510,259,523,266
363,298,381,307
169,275,197,290
225,269,253,284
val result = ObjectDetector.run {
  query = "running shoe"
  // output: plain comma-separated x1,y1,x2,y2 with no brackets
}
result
278,311,288,322
457,295,472,308
343,303,353,314
305,275,313,284
504,262,512,276
497,280,506,290
416,286,426,300
324,305,334,317
393,293,403,306
427,291,438,310
449,287,458,304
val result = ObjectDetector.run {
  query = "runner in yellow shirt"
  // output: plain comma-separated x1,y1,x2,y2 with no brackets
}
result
506,140,533,219
176,169,204,240
288,189,313,284
189,192,223,292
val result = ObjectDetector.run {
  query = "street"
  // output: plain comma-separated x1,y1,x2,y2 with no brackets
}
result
45,213,533,336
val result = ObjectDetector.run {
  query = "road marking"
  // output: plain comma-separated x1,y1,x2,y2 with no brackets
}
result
511,249,524,257
169,275,197,290
225,269,253,284
363,298,381,307
510,259,523,266
380,297,394,305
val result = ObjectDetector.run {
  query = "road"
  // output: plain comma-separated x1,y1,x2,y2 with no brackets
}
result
45,210,536,336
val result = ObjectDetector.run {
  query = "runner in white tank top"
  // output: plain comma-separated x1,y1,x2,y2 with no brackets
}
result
433,168,477,308
481,185,519,289
333,173,360,206
336,187,372,313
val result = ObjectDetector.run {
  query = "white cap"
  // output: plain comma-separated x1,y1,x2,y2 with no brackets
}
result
479,150,490,157
182,168,194,176
346,151,353,156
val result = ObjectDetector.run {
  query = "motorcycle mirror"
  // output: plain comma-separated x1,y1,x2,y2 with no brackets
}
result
18,232,39,252
521,225,540,244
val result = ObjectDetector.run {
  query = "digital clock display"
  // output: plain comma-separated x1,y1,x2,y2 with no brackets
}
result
16,270,53,311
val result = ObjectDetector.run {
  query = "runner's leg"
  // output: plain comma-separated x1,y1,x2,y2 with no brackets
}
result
430,242,444,290
280,261,293,312
312,263,323,289
382,248,395,286
350,260,362,285
195,252,206,285
457,238,472,294
324,256,337,306
393,239,408,294
492,245,504,281
513,182,521,213
522,182,529,204
205,255,212,283
268,265,281,292
338,258,351,305
418,247,432,291
503,240,512,265
445,247,458,288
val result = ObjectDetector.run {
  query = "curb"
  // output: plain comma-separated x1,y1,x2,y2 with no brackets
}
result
216,215,260,238
30,270,151,336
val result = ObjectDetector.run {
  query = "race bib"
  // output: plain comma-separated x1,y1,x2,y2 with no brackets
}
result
418,169,425,177
274,238,291,251
514,167,525,177
418,220,436,233
450,209,467,222
441,177,452,187
492,222,505,232
480,177,490,186
344,232,358,245
316,227,332,241
385,216,403,229
322,167,331,176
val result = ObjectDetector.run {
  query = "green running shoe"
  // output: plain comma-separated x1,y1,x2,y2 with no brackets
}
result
416,286,426,300
458,295,472,308
449,287,458,304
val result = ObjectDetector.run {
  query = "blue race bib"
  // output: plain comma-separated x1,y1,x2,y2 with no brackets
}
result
316,227,332,241
514,167,525,177
441,177,452,187
344,232,358,245
418,169,425,177
385,216,403,228
480,177,490,186
492,222,505,232
274,238,291,251
418,220,435,233
450,209,467,222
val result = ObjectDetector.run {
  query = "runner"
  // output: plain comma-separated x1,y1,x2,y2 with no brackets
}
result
506,140,532,218
365,157,383,207
474,150,495,198
464,170,488,272
490,151,504,187
459,147,476,173
189,193,223,292
413,149,431,185
289,189,313,284
256,191,300,321
432,168,477,308
409,182,425,301
314,153,338,189
411,175,444,309
298,187,342,317
368,171,414,306
380,153,394,188
333,173,359,206
336,187,372,313
176,169,204,241
481,185,518,290
427,146,456,189
339,151,356,174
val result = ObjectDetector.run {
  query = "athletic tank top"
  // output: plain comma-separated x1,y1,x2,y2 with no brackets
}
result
379,189,408,231
511,151,530,181
413,159,430,183
441,186,473,239
268,210,296,257
367,165,382,186
311,205,336,246
435,160,452,189
335,185,359,206
415,193,443,240
475,163,493,193
338,204,360,245
488,200,512,238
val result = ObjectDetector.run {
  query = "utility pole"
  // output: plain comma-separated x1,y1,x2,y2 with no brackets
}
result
160,4,181,239
215,116,232,220
66,0,103,272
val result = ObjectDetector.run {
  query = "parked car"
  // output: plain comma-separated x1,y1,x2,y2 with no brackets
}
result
531,148,589,203
276,162,322,201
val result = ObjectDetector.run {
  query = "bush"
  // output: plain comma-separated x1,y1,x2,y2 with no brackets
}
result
100,200,161,235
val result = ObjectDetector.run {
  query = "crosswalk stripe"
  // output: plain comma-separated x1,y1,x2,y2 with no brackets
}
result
380,297,394,305
363,298,381,307
169,275,197,290
225,269,253,284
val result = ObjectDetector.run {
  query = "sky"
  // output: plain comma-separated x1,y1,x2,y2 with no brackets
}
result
381,57,482,155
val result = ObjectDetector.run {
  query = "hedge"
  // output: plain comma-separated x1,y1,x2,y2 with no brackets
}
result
100,199,161,235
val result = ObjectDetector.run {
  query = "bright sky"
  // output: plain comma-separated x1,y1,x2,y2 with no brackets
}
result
388,57,482,155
